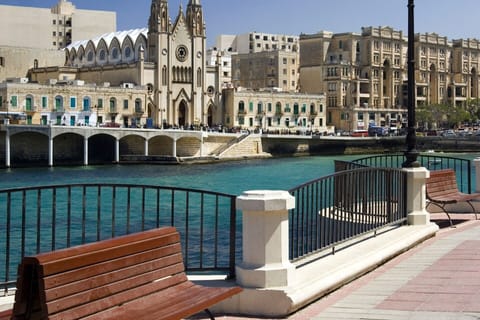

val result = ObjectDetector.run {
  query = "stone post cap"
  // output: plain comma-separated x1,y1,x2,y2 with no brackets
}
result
236,190,295,212
403,166,430,179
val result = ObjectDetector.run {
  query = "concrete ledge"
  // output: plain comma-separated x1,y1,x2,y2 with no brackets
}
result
211,223,439,317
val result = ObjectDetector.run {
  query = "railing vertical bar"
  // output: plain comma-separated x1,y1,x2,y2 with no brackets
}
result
126,187,131,234
301,187,306,256
36,189,41,254
52,188,57,251
81,186,86,244
141,187,146,231
229,196,236,279
156,188,161,228
96,186,101,240
307,184,313,253
112,186,116,237
184,191,190,268
21,190,26,259
170,190,175,225
5,192,11,293
199,193,205,268
294,190,300,257
214,194,219,268
314,181,320,251
67,187,72,247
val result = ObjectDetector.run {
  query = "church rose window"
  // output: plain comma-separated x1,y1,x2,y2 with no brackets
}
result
176,45,188,62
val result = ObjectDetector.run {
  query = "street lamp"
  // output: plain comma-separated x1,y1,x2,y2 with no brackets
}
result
403,0,420,168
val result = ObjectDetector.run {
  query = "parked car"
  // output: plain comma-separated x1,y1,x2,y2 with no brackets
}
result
100,122,121,128
441,130,456,137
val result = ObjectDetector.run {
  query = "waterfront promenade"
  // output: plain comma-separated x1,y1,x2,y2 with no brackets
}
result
194,213,480,320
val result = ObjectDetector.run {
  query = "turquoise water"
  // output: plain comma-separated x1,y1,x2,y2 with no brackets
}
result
0,155,362,195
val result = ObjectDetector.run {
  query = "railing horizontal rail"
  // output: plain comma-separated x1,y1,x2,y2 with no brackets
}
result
351,154,472,193
289,166,408,262
0,183,238,295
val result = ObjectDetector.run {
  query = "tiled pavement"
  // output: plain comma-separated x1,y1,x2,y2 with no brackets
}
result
203,214,480,320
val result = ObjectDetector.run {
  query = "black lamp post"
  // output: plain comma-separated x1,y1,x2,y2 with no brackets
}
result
403,0,420,168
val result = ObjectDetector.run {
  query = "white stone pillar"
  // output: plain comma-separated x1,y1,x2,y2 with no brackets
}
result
5,132,10,168
115,138,120,163
474,158,480,193
200,133,204,157
48,136,53,167
144,138,149,156
404,167,430,225
172,139,177,157
83,137,88,166
235,190,296,288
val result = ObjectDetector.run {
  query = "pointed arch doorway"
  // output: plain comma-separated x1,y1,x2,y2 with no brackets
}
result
178,100,187,128
207,105,213,127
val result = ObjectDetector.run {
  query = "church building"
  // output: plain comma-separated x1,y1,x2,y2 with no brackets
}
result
29,0,221,129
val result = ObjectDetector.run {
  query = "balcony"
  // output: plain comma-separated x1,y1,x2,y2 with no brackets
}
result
24,106,37,113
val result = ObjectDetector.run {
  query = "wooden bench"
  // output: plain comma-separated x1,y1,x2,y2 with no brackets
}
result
3,226,242,320
426,169,480,227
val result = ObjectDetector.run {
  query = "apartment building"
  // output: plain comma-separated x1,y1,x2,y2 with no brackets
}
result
234,32,299,54
0,0,115,50
0,79,147,127
232,51,299,92
300,26,480,132
222,87,328,133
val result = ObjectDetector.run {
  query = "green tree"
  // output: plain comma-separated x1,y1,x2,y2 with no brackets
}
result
416,104,449,129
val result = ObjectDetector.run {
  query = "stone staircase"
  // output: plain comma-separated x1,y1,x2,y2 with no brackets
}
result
217,134,271,159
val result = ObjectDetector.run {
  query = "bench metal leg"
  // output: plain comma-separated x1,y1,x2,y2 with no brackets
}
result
426,201,454,227
466,201,479,220
204,309,215,320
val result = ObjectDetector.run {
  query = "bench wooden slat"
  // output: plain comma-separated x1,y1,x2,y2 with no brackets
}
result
35,230,180,276
82,283,243,320
10,226,242,320
43,242,182,290
45,261,186,313
48,274,190,320
30,227,177,265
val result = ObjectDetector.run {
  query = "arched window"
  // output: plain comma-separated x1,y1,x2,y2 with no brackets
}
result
87,51,94,62
55,96,64,111
25,96,33,111
135,98,142,113
99,50,106,61
293,103,299,115
197,68,202,87
162,66,167,85
83,97,91,111
124,47,132,58
109,97,117,112
238,101,245,113
276,102,282,115
112,48,119,59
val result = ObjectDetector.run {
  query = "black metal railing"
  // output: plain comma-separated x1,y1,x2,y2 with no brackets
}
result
351,154,472,193
288,166,407,261
0,184,238,295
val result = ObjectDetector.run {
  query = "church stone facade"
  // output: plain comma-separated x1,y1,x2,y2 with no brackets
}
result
29,0,221,129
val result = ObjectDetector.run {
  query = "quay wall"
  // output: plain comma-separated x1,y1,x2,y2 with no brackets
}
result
0,126,479,167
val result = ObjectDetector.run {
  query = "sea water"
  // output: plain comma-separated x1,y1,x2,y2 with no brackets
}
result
0,155,362,195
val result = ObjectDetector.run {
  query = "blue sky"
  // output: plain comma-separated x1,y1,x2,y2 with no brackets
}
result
1,0,480,47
